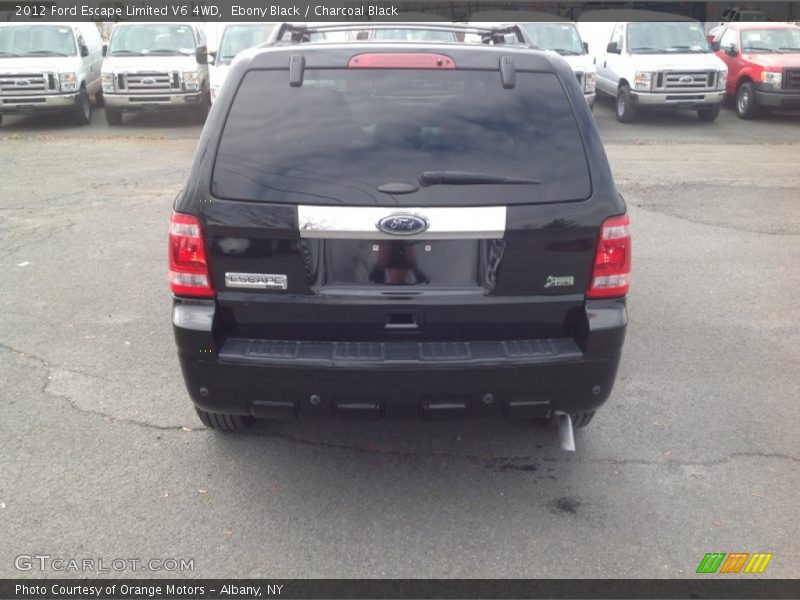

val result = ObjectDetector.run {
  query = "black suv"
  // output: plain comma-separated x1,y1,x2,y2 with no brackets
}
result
170,24,630,442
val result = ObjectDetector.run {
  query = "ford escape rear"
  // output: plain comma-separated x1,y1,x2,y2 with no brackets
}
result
170,24,630,441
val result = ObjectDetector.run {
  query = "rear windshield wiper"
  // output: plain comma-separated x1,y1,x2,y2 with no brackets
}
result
0,51,21,56
630,47,664,54
110,49,144,56
779,47,800,52
419,171,542,186
553,48,582,55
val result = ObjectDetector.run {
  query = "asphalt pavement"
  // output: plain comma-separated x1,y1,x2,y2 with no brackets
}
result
1,98,798,578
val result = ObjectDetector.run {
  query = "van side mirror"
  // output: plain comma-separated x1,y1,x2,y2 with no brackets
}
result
102,44,108,57
195,46,208,65
207,51,217,65
583,41,589,53
80,44,89,58
606,41,620,54
726,45,739,57
710,41,721,51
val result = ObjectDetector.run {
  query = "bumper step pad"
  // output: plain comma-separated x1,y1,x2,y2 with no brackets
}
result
219,338,583,368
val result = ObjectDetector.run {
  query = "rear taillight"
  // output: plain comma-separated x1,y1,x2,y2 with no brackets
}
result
169,212,214,298
586,214,631,299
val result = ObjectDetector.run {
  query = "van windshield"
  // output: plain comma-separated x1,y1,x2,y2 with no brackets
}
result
372,29,457,42
628,22,711,54
0,26,76,57
212,69,591,206
218,25,275,64
522,23,585,55
108,25,196,56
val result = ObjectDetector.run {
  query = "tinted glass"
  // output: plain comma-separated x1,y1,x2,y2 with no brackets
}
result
213,69,590,206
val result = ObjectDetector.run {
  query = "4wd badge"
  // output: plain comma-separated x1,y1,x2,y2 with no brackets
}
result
544,275,574,288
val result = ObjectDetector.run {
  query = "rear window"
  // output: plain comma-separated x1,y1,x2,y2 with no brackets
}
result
212,68,591,206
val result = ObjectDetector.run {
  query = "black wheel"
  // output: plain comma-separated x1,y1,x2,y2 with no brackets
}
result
94,90,105,108
616,85,637,123
0,114,3,127
195,408,252,432
73,87,92,125
105,108,123,126
193,91,211,123
736,81,759,119
571,411,595,429
697,106,721,121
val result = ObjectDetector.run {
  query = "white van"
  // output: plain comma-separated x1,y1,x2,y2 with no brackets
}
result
577,10,728,122
0,22,103,126
209,23,275,104
101,22,210,125
470,11,597,108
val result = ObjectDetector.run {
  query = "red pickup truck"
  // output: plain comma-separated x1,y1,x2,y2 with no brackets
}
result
711,22,800,118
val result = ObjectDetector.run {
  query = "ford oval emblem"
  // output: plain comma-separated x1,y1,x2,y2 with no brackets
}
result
679,75,694,84
142,77,156,85
376,213,430,236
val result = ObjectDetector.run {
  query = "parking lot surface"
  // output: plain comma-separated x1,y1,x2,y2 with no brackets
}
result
1,100,798,578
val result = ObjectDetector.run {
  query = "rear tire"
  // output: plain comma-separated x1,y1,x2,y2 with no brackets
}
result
195,408,252,432
697,106,720,121
73,87,92,125
105,108,123,126
736,81,759,119
616,85,637,123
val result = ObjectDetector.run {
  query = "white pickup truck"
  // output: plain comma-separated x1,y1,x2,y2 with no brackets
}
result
101,22,210,125
577,11,728,122
0,22,103,126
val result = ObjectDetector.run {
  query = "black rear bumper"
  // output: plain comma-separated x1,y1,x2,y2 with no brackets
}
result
173,298,626,420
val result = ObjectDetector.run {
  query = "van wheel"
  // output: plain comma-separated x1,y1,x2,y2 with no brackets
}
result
193,92,210,123
105,108,123,126
616,85,637,123
73,87,92,125
736,81,759,119
697,106,720,121
195,408,253,432
0,114,3,127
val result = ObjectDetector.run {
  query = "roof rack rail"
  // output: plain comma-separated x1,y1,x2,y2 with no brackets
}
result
271,22,529,46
